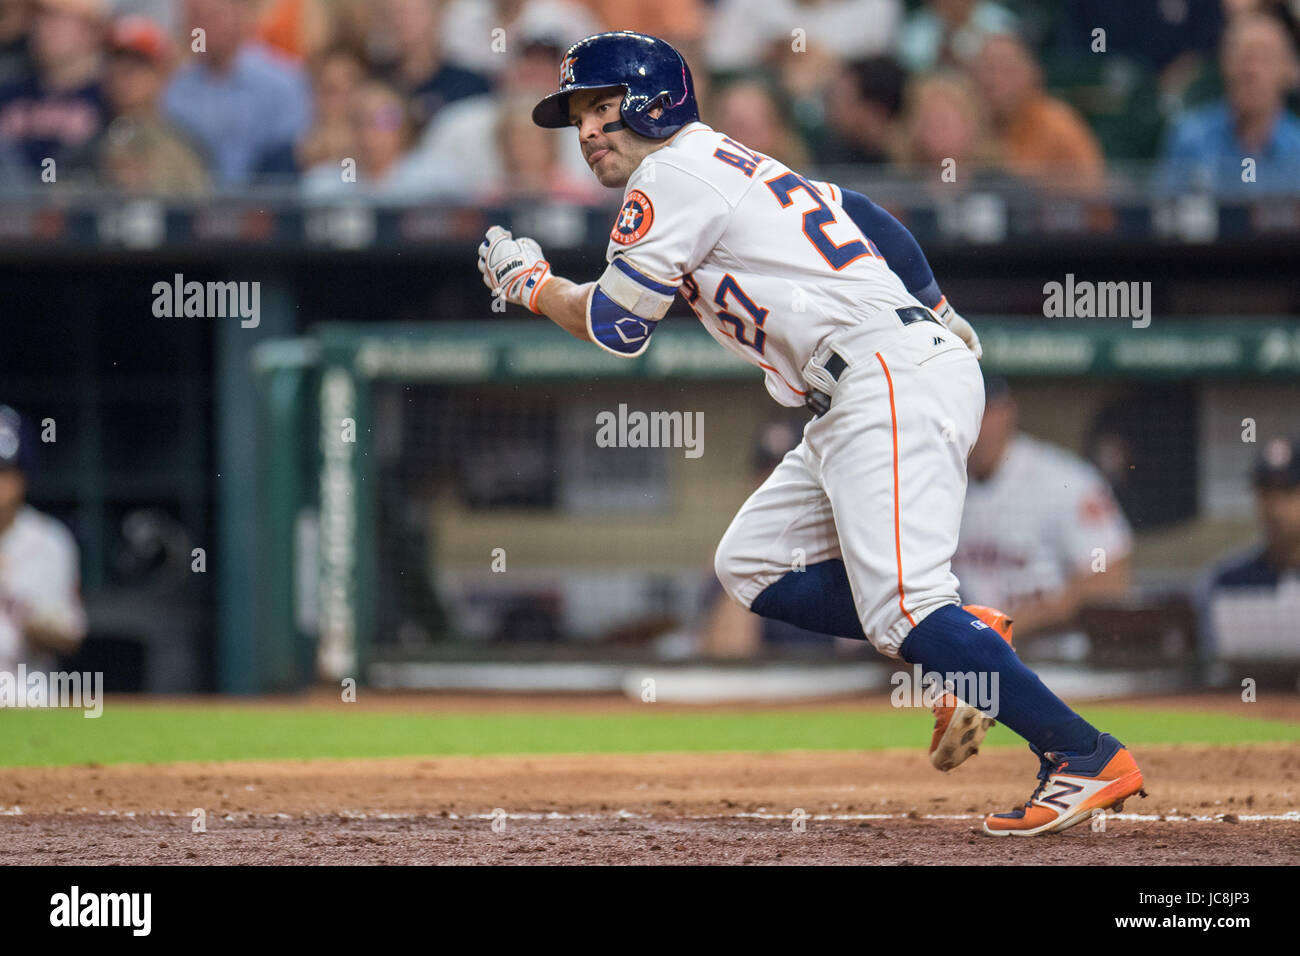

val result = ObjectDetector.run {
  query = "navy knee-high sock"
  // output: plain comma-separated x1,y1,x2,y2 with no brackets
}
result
749,560,867,641
899,604,1101,755
750,567,1101,756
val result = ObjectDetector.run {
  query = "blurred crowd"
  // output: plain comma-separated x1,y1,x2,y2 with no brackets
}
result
0,0,1298,200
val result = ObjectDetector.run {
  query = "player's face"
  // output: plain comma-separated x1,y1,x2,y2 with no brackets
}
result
1258,485,1300,551
568,87,658,189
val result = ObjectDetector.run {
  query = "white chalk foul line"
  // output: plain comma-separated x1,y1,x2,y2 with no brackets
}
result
731,810,1300,824
2,807,1296,824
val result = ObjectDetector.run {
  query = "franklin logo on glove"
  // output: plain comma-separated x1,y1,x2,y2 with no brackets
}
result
477,226,554,314
494,258,525,283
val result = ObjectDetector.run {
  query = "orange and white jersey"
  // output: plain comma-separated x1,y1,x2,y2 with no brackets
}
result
589,122,921,406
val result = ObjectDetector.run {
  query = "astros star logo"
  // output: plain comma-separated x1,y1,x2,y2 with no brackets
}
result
610,189,654,245
559,54,577,85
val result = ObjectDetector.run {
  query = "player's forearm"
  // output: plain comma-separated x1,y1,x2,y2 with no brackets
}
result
24,618,85,657
535,276,595,343
1011,558,1133,639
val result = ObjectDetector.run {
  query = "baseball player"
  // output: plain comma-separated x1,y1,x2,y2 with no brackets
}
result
478,31,1143,835
0,406,88,682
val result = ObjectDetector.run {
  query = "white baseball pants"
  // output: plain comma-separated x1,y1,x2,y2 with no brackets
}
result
714,316,985,658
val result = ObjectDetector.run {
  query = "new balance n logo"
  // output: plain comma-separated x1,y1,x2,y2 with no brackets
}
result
1040,781,1084,809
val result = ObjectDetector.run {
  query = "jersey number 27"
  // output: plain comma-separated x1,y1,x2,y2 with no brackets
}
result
764,172,879,271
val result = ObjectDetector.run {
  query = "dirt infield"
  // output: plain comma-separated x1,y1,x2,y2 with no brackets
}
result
2,743,1297,864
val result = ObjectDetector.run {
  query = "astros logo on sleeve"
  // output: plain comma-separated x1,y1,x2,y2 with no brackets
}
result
611,189,654,245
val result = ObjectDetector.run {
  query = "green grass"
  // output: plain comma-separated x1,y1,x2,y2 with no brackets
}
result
2,703,1298,768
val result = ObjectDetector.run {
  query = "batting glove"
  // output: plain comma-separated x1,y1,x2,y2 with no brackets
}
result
478,225,553,314
936,299,982,360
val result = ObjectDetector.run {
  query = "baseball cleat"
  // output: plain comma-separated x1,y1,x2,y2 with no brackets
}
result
928,605,1014,772
982,733,1145,837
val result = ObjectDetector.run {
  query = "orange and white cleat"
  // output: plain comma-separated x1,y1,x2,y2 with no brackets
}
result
928,605,1014,772
983,733,1145,836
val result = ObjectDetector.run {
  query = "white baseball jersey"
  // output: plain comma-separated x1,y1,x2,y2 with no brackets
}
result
953,434,1132,645
580,121,985,653
0,505,88,675
589,121,922,406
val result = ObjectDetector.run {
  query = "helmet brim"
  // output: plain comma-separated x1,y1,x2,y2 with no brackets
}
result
531,84,626,129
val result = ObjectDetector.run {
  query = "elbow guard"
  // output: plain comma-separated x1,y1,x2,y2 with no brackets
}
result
587,258,677,358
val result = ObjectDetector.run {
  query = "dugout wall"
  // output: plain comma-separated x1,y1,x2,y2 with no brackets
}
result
250,318,1300,690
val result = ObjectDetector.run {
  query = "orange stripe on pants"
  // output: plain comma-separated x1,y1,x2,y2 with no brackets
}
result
875,351,916,629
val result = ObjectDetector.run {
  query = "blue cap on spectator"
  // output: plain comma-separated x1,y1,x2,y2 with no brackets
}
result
1255,437,1300,490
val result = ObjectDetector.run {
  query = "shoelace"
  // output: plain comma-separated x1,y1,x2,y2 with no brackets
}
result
1024,752,1066,807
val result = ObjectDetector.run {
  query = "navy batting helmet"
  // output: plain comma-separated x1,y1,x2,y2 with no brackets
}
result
531,31,699,139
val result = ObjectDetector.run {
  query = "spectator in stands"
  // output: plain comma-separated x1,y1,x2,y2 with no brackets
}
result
897,0,1017,72
1054,0,1224,109
493,21,578,97
1224,0,1300,54
112,1,181,37
90,16,209,195
582,0,708,58
440,0,601,80
301,0,373,56
817,56,906,166
0,0,109,171
256,0,331,62
969,31,1107,194
477,93,603,204
406,23,591,197
255,44,366,181
952,378,1133,661
1157,11,1300,194
713,76,809,171
706,0,901,75
99,113,211,196
301,78,456,198
0,131,23,189
371,0,490,129
894,71,993,184
0,0,32,89
1200,437,1300,656
162,0,312,187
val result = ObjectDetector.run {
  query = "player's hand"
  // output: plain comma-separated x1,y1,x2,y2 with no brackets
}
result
478,226,553,314
936,300,982,360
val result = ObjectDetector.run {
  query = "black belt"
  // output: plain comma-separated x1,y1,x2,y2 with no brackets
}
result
804,307,941,416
